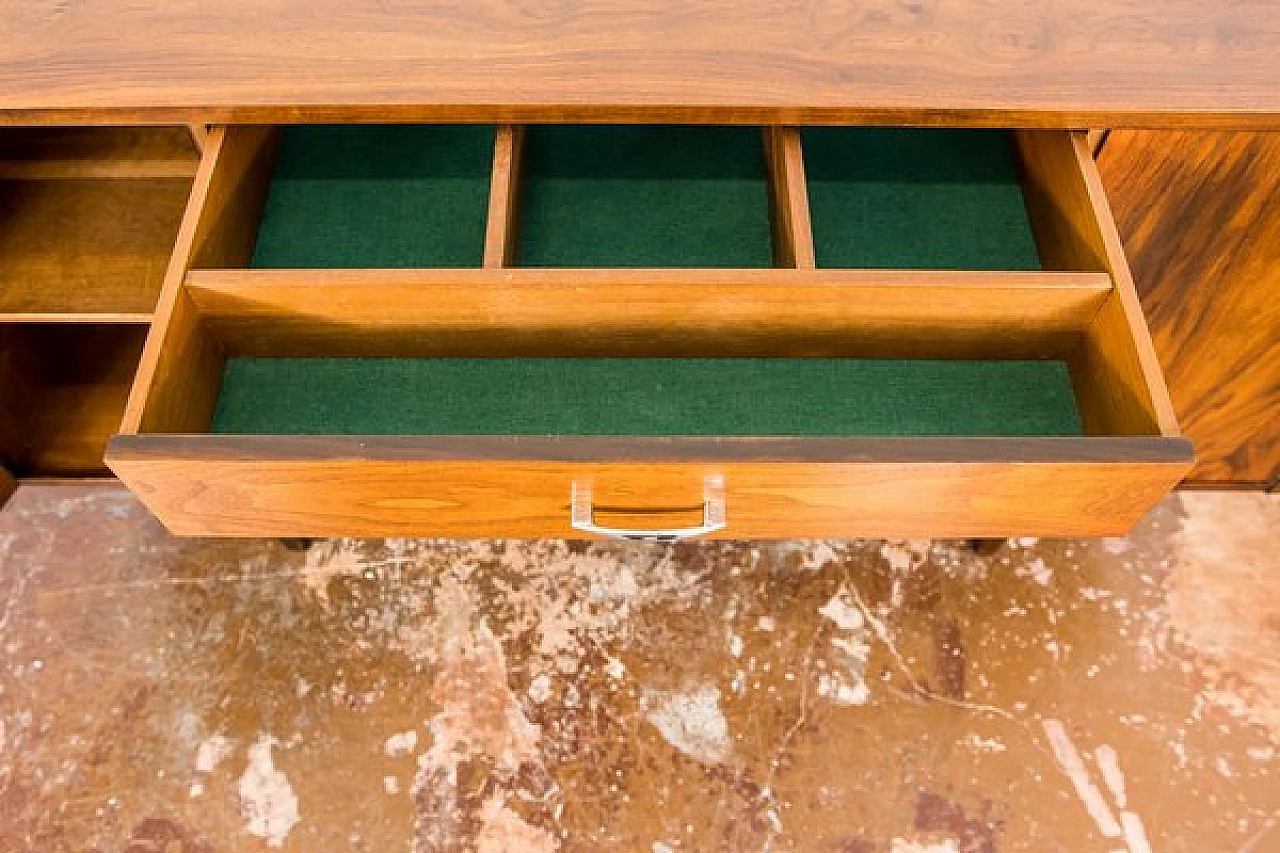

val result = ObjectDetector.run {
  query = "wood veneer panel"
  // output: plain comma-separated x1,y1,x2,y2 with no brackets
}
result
1099,130,1280,486
0,177,191,318
107,435,1191,538
183,268,1111,359
1087,129,1109,160
1013,130,1181,439
122,125,278,435
2,2,1279,127
0,127,197,319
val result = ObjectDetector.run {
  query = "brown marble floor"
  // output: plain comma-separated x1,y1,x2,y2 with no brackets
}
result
0,485,1276,852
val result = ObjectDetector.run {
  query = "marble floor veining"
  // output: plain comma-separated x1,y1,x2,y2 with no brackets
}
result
0,485,1276,851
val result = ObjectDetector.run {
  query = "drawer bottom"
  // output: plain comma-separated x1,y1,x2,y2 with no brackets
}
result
209,357,1084,438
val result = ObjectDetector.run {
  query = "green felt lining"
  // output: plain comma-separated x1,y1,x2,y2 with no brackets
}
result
250,124,495,268
209,359,1083,437
248,125,1044,271
803,128,1043,270
516,125,775,267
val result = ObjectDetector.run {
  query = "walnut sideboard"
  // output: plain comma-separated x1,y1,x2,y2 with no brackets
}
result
2,0,1277,539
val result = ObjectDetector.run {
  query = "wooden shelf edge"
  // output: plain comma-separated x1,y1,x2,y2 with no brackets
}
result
0,160,199,180
184,267,1114,289
107,433,1196,464
0,313,154,324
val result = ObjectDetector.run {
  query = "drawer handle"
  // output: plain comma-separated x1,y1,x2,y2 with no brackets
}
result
570,476,726,542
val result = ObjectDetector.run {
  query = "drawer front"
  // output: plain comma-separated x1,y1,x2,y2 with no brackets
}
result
108,436,1190,538
106,124,1192,539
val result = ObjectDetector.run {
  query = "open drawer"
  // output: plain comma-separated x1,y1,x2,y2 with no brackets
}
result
106,124,1192,538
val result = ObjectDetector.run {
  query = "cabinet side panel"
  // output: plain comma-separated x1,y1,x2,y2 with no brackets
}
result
1099,130,1280,486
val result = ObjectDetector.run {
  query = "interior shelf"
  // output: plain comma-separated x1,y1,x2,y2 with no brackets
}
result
0,126,199,180
0,126,197,319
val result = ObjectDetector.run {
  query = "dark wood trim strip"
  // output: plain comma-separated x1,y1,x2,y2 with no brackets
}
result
186,267,1111,290
1176,480,1275,492
4,108,1280,132
108,434,1195,465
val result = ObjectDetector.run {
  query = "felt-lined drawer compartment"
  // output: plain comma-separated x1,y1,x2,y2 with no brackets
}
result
802,128,1042,269
105,126,1190,538
176,124,1128,277
185,123,789,271
515,125,775,267
248,124,496,268
207,358,1085,437
107,277,1190,537
0,126,198,319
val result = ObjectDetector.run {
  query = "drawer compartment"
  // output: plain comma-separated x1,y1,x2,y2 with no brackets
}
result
107,270,1188,538
250,124,495,268
106,125,1191,538
516,125,775,267
0,126,198,319
802,128,1042,270
205,124,784,271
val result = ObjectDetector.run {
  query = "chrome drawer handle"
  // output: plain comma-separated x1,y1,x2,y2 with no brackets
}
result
570,476,726,542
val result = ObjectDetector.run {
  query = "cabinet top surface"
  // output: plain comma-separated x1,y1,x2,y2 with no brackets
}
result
3,0,1279,126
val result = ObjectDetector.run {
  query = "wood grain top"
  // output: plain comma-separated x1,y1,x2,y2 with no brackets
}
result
2,1,1279,126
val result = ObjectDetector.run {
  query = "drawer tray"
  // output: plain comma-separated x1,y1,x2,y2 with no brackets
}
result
106,124,1192,538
